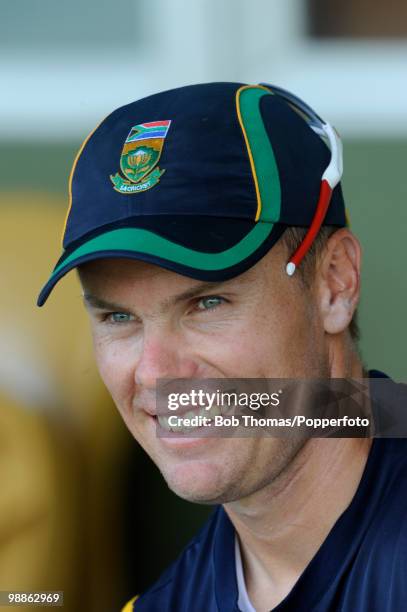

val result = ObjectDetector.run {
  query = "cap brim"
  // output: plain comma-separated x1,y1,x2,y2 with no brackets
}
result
37,218,285,306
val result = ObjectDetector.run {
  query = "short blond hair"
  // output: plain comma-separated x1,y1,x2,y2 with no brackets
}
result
280,226,360,342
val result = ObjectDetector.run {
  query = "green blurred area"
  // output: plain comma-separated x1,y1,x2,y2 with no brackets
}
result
342,140,407,381
1,138,406,383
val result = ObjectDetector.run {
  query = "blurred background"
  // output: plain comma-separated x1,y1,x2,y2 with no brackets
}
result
1,1,406,610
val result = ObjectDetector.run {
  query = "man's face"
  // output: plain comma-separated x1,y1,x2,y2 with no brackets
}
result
79,240,329,504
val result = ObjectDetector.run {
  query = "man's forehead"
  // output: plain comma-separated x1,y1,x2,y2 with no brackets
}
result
79,257,179,284
78,256,263,309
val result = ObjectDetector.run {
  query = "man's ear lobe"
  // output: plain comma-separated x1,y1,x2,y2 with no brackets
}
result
318,229,361,335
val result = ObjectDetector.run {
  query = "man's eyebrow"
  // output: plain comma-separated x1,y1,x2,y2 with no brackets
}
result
168,281,228,305
83,294,129,311
83,278,246,313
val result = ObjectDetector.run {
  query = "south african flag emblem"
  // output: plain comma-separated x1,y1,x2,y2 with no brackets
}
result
110,120,172,194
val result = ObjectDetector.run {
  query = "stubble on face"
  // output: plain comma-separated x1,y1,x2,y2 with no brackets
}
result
79,242,329,505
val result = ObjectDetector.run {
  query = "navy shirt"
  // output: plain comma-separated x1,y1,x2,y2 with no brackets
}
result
129,378,407,611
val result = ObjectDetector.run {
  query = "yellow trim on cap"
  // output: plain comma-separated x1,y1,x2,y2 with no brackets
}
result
121,594,139,611
60,118,106,247
235,84,271,222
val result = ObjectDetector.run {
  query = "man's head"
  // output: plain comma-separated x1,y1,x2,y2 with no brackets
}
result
78,224,361,504
38,82,362,504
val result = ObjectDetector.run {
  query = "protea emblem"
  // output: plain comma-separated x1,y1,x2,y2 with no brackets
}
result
110,120,171,194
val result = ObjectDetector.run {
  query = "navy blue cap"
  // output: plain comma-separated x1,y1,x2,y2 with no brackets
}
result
37,82,346,306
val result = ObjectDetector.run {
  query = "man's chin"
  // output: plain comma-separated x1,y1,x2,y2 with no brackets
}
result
159,460,235,505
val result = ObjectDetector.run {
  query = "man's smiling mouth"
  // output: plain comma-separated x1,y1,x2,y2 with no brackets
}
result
156,405,223,433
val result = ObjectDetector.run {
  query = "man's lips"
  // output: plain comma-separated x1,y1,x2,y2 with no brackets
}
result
134,399,213,418
133,400,237,438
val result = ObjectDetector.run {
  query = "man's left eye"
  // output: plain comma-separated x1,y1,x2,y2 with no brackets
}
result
196,296,225,311
107,312,134,323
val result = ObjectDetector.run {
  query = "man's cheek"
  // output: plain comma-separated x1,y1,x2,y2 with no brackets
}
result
93,343,113,383
94,344,131,398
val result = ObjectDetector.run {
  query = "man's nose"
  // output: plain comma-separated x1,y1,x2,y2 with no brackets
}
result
134,329,199,388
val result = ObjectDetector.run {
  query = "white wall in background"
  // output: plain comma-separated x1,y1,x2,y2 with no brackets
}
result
1,0,406,140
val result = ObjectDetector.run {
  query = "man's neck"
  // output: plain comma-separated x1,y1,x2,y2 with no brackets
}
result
224,356,371,611
225,437,372,611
